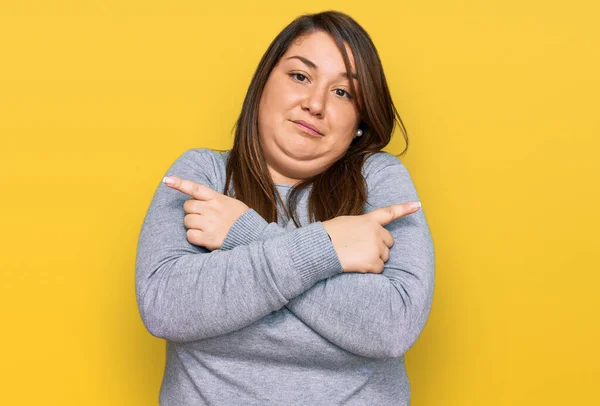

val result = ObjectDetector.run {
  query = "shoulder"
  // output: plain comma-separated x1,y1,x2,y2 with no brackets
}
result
167,148,229,190
177,147,227,166
362,151,407,181
361,151,419,208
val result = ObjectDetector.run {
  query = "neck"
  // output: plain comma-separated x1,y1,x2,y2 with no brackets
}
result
267,165,302,186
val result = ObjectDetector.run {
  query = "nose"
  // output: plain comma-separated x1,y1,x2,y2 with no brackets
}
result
301,85,326,117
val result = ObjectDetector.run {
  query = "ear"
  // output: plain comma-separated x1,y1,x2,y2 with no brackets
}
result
353,121,366,140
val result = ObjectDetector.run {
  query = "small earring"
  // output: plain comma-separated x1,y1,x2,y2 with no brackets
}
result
355,129,363,137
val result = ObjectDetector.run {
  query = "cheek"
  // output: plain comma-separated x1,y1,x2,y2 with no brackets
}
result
258,91,278,135
259,84,303,139
329,106,359,140
262,75,295,109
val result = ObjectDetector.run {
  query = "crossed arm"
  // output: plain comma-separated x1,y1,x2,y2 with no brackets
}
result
220,162,435,358
135,149,435,358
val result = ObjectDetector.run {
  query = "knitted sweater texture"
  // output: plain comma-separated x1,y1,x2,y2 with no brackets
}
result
135,148,435,405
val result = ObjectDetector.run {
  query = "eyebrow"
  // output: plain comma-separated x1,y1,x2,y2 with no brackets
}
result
285,55,358,80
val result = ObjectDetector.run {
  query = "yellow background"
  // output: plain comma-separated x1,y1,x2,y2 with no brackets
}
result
1,1,598,404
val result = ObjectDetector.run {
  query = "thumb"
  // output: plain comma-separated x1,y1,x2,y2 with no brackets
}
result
367,202,421,226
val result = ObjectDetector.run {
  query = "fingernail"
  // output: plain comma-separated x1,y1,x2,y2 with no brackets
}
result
409,201,421,210
163,176,175,186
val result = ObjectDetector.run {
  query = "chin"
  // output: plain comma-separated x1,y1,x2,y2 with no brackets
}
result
283,145,320,162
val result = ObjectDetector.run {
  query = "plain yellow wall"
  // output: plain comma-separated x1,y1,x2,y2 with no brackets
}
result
1,1,598,404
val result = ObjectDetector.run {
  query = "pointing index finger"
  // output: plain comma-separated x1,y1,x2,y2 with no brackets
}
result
369,201,422,226
163,176,215,200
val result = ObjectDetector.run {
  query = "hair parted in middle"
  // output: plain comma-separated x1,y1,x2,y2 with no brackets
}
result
224,10,408,226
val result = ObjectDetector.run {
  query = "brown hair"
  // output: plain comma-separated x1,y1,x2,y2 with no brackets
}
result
224,10,408,226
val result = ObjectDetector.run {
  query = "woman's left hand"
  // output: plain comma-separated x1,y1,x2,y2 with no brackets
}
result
162,176,249,250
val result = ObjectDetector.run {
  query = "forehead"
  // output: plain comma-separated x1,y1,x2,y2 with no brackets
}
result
281,31,357,72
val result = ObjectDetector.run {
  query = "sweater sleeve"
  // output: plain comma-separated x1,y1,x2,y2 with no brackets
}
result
220,153,435,359
134,149,342,343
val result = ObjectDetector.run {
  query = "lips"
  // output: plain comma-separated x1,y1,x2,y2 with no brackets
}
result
292,120,323,136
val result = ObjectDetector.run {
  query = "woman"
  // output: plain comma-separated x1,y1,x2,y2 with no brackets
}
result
136,10,435,405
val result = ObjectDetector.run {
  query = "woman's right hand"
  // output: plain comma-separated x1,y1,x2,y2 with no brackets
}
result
322,202,421,274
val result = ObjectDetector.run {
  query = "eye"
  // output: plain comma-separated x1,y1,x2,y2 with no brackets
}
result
335,88,352,99
290,73,309,83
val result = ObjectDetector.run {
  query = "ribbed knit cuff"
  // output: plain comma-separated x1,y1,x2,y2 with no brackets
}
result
221,209,268,251
283,222,343,289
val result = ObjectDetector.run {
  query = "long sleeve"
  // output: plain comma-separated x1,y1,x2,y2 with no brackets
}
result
220,152,435,358
134,149,342,343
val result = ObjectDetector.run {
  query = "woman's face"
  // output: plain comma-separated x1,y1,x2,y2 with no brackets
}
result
258,30,361,185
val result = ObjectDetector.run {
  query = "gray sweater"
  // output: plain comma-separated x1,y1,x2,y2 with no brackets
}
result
135,148,435,405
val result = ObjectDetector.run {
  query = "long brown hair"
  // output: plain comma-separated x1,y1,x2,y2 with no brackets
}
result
224,10,408,226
